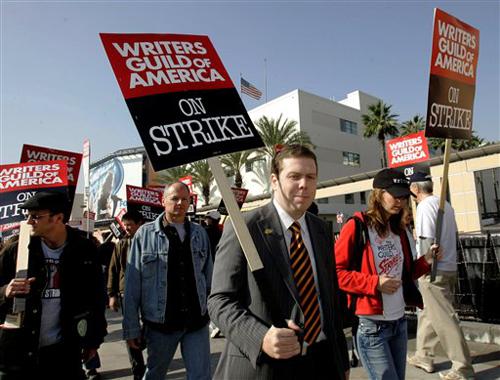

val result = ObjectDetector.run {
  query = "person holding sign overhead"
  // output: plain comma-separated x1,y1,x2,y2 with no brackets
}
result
0,191,107,379
123,182,213,380
208,145,349,380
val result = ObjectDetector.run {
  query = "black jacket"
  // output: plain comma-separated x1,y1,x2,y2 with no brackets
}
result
0,226,107,371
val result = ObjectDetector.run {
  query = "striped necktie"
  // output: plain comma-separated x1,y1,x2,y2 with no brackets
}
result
289,221,321,345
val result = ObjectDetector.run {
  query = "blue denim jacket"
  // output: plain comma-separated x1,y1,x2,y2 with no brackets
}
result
123,212,213,340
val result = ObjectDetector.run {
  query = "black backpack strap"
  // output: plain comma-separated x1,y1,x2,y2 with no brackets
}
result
344,214,369,315
346,214,369,272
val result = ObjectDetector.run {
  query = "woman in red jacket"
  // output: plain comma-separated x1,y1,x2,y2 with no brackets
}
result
335,169,440,380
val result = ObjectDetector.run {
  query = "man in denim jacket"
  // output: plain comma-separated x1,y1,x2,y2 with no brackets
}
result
123,182,213,380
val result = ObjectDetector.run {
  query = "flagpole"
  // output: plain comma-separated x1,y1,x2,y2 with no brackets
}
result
264,58,268,103
239,72,242,96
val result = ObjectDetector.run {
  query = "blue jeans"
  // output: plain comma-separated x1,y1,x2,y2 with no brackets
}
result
143,324,211,380
356,317,407,380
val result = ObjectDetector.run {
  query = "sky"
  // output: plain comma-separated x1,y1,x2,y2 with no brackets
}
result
1,1,499,175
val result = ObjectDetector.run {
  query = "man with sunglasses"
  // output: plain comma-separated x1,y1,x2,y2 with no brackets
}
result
407,173,474,380
0,191,107,379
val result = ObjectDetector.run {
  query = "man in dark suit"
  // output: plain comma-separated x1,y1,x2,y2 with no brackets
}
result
208,145,349,379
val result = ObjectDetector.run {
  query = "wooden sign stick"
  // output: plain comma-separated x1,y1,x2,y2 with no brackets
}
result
431,138,452,282
12,221,32,327
208,157,263,272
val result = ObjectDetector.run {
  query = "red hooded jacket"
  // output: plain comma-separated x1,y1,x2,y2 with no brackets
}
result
335,212,430,316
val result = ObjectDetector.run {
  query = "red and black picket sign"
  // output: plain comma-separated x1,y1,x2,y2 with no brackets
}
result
425,8,480,140
100,33,264,171
20,144,82,209
126,185,164,222
0,160,69,238
386,132,430,169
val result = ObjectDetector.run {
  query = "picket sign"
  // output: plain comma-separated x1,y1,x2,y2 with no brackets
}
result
424,9,479,281
100,33,265,272
208,157,263,272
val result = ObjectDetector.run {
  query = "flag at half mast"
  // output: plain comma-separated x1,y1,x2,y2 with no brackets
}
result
241,77,262,100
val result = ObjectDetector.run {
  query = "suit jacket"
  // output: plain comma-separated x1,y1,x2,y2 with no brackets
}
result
208,202,349,379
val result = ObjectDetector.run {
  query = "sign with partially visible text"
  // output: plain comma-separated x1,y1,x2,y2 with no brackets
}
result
126,185,164,222
20,144,81,209
0,160,68,238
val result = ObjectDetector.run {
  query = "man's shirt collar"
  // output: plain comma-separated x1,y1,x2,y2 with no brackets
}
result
272,198,307,232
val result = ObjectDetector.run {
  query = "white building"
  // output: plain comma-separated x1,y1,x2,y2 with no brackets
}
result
237,89,383,227
86,89,385,231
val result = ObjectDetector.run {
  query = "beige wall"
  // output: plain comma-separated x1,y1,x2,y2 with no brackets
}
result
305,152,499,233
431,153,500,233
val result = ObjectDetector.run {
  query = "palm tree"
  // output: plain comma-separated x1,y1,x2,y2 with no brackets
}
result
190,160,213,206
255,114,313,158
429,132,485,154
400,115,425,136
155,164,190,184
220,150,261,188
250,159,272,194
453,133,485,151
362,101,399,167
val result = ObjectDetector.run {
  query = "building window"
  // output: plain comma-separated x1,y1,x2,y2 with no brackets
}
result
343,152,360,167
317,198,328,204
340,119,358,135
345,194,354,204
360,191,366,205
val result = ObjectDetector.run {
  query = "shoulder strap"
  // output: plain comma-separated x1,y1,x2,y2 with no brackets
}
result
343,213,369,316
346,214,369,271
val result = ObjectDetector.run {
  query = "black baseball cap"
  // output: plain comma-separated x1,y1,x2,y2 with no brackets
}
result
408,171,432,184
20,191,70,216
373,169,411,198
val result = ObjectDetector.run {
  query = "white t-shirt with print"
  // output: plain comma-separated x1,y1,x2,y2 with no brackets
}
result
416,195,457,271
362,228,405,321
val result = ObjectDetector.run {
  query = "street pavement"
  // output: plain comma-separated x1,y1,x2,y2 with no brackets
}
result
97,310,500,379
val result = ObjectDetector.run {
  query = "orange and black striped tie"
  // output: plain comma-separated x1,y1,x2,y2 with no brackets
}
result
289,221,321,345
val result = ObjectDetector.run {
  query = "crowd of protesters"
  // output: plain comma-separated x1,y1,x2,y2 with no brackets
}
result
0,144,477,380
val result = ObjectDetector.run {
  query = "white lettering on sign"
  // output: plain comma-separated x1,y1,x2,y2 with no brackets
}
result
433,19,477,79
147,97,254,158
128,188,162,205
129,69,225,89
112,40,226,89
428,103,472,130
388,134,429,166
150,115,254,157
24,150,77,182
0,164,64,190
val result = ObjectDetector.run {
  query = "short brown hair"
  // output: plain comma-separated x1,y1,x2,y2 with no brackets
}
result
271,144,318,176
